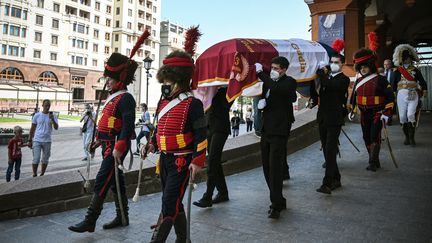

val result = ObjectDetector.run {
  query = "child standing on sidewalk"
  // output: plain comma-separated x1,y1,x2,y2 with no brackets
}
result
6,126,26,182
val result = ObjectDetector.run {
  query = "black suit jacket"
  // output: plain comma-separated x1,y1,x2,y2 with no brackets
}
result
315,71,350,126
206,87,233,135
384,69,396,91
258,72,297,136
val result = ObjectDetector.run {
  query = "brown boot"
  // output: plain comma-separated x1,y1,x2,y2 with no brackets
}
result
32,164,38,177
40,163,48,176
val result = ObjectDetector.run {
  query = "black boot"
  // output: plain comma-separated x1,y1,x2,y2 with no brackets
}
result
366,144,377,172
408,122,416,146
402,123,410,145
174,212,187,243
372,143,381,169
69,194,104,233
150,214,174,243
193,192,212,208
103,193,129,230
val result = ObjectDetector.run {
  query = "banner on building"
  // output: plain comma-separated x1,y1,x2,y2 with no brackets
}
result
318,13,344,46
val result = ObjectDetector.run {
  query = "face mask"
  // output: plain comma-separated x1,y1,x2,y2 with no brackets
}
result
403,64,409,69
270,70,280,80
330,63,341,73
161,84,172,98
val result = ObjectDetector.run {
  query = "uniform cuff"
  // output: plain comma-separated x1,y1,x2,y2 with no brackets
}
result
191,152,206,167
114,139,127,154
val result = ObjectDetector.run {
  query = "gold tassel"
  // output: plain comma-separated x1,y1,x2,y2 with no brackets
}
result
155,156,160,175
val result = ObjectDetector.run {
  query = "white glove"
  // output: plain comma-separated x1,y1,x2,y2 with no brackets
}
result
381,114,389,123
255,63,263,73
257,98,266,110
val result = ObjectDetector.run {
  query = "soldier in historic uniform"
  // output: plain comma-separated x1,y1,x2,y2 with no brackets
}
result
141,50,207,242
68,31,150,233
312,53,350,194
392,44,428,146
349,48,395,172
193,87,233,208
68,52,137,233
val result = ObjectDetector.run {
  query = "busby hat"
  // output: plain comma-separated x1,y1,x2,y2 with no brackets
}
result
353,48,377,73
392,44,419,67
104,30,150,85
156,26,202,91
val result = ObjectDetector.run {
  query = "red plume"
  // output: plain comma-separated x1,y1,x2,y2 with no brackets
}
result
331,38,345,54
129,29,150,59
368,32,378,52
183,26,202,56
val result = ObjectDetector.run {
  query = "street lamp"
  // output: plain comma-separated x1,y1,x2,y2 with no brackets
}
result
32,83,43,111
143,56,153,105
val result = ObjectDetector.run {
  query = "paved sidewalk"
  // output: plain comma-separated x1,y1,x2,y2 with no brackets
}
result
0,113,431,242
0,119,253,182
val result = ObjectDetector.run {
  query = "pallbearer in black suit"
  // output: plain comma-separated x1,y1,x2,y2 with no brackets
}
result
312,54,350,194
255,57,297,219
193,87,233,208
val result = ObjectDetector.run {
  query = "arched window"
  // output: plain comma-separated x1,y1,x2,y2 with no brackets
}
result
0,67,25,81
38,71,59,84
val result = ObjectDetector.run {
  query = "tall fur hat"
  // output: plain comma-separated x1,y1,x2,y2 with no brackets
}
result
157,26,201,91
104,30,150,85
392,44,419,67
353,48,377,73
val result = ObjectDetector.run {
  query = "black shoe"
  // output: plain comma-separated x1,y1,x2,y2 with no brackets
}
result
268,209,280,219
366,164,377,172
212,193,229,204
322,161,326,168
193,197,212,208
82,157,88,161
133,151,140,156
316,185,332,194
330,181,342,190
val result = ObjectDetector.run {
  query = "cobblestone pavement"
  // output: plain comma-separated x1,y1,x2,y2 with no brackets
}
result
0,113,431,242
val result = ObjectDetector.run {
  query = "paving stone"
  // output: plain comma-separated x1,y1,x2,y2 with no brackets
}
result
0,113,431,242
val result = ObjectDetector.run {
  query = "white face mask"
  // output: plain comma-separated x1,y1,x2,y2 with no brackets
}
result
270,70,280,80
330,63,341,73
403,64,409,68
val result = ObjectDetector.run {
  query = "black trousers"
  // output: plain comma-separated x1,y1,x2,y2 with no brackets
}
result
135,130,149,152
319,123,341,187
246,121,253,132
94,141,128,200
360,110,383,148
261,132,289,210
205,132,229,197
160,152,191,219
